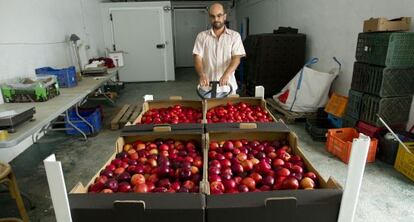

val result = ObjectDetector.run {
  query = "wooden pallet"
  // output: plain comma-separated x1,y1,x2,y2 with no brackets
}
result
266,98,316,124
110,104,141,130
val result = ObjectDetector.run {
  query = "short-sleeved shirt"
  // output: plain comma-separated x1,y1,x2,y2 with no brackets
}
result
193,27,246,93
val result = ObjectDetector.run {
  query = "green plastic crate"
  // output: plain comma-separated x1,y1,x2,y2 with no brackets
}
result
345,89,363,119
355,32,414,67
351,62,414,97
360,94,412,127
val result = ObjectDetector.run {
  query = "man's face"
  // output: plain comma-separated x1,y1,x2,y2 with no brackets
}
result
209,5,226,30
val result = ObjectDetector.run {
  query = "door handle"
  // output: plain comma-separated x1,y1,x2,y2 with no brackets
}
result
156,43,166,49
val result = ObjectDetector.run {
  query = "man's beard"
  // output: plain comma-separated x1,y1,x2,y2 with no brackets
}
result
213,21,224,30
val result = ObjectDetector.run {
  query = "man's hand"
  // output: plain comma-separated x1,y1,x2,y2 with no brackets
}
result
219,74,230,86
199,74,209,86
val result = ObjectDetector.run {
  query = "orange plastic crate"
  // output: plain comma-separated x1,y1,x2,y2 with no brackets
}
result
324,92,348,117
326,128,378,164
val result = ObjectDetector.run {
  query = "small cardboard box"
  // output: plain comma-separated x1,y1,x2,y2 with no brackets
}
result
69,128,206,222
363,17,411,32
204,97,279,125
204,129,343,222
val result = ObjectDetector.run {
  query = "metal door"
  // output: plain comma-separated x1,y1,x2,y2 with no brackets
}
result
111,8,166,82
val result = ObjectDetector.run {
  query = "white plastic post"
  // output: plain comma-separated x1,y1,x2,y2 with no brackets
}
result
143,94,154,101
337,134,371,222
255,86,265,98
44,154,72,222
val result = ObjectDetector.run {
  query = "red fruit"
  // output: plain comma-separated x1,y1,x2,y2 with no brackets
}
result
231,163,244,175
276,168,291,177
209,160,221,169
101,188,113,193
209,174,222,182
209,167,220,175
118,182,132,193
114,167,125,175
233,148,241,155
258,160,272,173
281,152,291,162
147,174,159,184
193,157,203,168
284,162,294,170
105,164,116,171
105,179,118,192
233,140,243,148
303,172,318,181
223,179,236,191
224,152,233,160
237,153,248,162
241,177,256,190
262,175,275,186
182,180,195,190
147,159,157,168
146,182,155,192
241,160,254,171
220,159,232,168
153,187,168,193
238,184,249,193
215,153,225,161
171,182,181,191
250,172,263,184
210,142,219,150
223,141,234,151
220,169,233,180
234,176,243,185
89,182,105,193
272,158,285,169
117,172,131,182
300,177,315,189
158,178,171,189
260,185,271,191
95,175,108,185
282,177,299,190
131,174,146,186
292,165,303,174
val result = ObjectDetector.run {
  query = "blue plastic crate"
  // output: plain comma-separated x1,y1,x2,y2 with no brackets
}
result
36,66,77,88
65,109,102,135
327,113,343,128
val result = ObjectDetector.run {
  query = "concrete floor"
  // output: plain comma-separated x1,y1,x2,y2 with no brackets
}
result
1,68,413,222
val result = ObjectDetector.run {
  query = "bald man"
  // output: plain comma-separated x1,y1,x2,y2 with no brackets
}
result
193,2,246,96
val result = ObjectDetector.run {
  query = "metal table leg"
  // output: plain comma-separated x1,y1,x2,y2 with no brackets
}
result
65,110,87,141
74,105,95,134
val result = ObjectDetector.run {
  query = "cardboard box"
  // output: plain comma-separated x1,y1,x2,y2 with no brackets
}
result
69,129,206,222
204,97,279,125
129,96,203,126
363,17,411,32
204,129,343,222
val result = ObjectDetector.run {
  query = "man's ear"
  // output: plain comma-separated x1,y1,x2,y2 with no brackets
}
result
224,13,227,21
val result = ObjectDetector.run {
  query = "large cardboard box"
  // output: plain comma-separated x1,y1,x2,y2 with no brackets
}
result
204,128,343,222
69,128,206,222
363,17,411,32
204,97,279,126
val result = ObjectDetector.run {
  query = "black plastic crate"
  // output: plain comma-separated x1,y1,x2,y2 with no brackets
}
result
243,33,306,97
378,130,414,165
360,94,413,127
355,32,414,67
305,118,334,141
351,62,414,97
345,89,363,119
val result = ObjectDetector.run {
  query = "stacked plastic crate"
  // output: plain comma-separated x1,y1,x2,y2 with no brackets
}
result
344,32,414,131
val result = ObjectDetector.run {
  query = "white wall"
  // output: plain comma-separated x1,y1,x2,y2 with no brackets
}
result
235,0,414,130
0,0,105,83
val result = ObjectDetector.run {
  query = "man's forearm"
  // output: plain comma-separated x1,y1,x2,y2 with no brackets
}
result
223,56,241,77
194,55,205,77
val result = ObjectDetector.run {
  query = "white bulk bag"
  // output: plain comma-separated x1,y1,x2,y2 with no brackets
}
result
273,57,341,112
